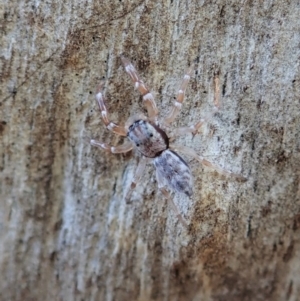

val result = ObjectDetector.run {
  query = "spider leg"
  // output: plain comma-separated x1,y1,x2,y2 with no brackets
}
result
170,72,221,138
121,56,158,121
170,120,206,138
213,71,221,109
170,116,217,138
95,82,127,136
156,170,188,228
90,140,133,154
170,144,247,182
124,156,148,204
163,66,193,125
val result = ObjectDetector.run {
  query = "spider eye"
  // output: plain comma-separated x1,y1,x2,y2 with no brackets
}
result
136,143,140,147
149,133,154,137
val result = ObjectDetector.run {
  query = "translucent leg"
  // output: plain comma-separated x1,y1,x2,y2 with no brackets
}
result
156,170,188,228
95,82,127,136
171,73,221,138
125,157,148,203
170,144,247,182
162,188,189,228
121,56,158,121
163,66,193,125
90,140,133,154
171,120,206,138
213,71,221,109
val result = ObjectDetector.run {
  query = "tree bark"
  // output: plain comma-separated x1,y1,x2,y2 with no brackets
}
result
1,0,300,300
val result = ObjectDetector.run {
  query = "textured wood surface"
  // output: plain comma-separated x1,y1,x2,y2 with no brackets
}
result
1,0,300,300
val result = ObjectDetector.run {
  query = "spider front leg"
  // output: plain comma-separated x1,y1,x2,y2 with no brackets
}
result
124,156,148,204
91,140,133,154
163,66,193,126
170,144,247,182
95,81,127,136
121,56,158,121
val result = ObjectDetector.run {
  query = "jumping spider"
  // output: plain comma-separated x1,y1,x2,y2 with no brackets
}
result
91,56,246,226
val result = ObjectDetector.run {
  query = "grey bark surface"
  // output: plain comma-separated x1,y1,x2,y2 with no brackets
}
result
1,0,300,300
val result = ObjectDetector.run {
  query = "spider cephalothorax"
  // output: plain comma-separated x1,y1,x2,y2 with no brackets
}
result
91,56,246,226
127,119,169,158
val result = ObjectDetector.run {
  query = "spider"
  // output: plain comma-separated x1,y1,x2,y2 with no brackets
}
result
91,56,246,227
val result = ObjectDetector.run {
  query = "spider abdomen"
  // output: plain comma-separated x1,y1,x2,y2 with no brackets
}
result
127,120,169,158
154,150,193,197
